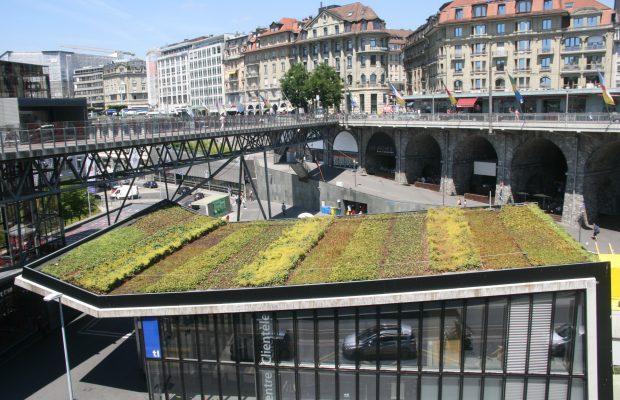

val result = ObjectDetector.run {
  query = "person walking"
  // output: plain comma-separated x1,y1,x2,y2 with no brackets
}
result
281,202,287,216
592,223,601,240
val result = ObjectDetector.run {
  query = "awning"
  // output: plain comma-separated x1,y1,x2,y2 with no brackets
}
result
456,97,478,108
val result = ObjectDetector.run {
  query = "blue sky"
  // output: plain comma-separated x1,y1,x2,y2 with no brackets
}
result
1,0,614,58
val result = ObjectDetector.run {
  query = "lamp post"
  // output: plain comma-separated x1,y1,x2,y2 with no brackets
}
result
44,292,74,400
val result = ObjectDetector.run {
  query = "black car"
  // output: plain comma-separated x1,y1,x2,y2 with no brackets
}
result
143,181,158,188
193,192,205,201
179,186,192,196
342,324,417,360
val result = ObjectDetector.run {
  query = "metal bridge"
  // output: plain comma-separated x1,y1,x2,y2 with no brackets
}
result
0,114,339,267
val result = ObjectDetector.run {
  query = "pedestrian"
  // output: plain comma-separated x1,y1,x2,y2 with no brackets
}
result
457,198,462,207
463,198,467,207
241,193,246,209
592,222,600,240
514,108,520,121
248,189,253,202
281,202,287,216
219,113,226,129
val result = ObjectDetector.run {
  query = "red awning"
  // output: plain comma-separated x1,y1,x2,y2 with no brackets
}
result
456,97,478,108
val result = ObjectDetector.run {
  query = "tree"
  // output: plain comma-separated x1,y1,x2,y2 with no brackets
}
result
304,64,344,111
280,63,310,111
61,188,99,224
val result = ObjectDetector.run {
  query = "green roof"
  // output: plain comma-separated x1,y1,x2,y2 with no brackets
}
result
40,203,594,294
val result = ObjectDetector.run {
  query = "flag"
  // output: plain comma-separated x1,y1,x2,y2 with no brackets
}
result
507,73,524,104
441,80,457,106
389,83,406,106
598,70,615,106
348,89,358,108
259,94,271,109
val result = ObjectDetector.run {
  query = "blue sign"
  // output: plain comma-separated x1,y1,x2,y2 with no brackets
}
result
143,318,162,359
87,186,97,194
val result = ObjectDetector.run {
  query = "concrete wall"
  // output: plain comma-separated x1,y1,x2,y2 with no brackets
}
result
0,98,19,127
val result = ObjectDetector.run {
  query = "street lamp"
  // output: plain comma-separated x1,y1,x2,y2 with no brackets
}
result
44,292,74,400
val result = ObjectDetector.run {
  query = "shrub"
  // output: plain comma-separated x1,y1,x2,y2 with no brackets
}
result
427,208,482,272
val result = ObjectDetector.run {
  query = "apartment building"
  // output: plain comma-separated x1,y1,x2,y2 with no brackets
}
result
404,0,616,113
223,34,251,112
386,29,413,93
292,3,392,113
244,18,301,113
102,60,148,109
146,49,161,110
73,65,105,109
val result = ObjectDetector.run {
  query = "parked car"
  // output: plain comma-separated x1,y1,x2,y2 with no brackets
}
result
143,180,158,188
193,192,205,201
179,186,192,196
342,323,417,360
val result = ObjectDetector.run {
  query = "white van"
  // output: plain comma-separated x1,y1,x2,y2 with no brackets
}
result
111,185,139,200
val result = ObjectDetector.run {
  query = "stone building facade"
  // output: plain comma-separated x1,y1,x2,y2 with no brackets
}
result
102,60,148,109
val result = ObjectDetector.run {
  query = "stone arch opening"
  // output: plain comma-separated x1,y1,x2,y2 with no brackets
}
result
452,136,498,195
333,131,359,168
365,132,395,178
404,134,441,184
511,138,567,212
583,142,620,227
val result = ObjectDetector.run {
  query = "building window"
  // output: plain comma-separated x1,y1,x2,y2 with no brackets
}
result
313,29,317,38
588,16,599,26
347,40,353,51
495,78,505,90
540,57,551,70
473,78,485,89
542,38,552,52
474,43,486,54
454,27,463,37
272,64,276,73
496,23,505,34
517,21,531,32
455,8,464,19
564,37,582,50
281,62,285,72
473,5,487,17
574,17,583,28
335,58,340,71
454,80,463,90
498,3,506,15
516,58,530,71
587,36,604,50
516,0,532,13
540,76,551,88
473,25,487,36
496,59,505,71
454,61,463,73
542,19,552,30
517,40,531,51
347,56,352,68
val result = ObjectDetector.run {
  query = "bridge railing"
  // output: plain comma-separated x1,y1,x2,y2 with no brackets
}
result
344,112,620,124
0,114,339,155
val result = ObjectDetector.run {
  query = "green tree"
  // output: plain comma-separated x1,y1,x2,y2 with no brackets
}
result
280,63,310,111
304,64,344,111
61,188,99,224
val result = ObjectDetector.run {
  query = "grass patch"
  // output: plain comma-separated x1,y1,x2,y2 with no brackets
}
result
290,218,362,284
466,209,530,269
382,213,427,278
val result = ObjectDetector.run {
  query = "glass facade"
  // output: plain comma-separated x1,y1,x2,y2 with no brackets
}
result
141,291,587,399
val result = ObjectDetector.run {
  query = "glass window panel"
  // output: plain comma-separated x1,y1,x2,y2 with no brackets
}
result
422,302,441,371
164,361,183,399
506,296,530,373
571,378,585,400
258,368,275,400
220,365,237,398
356,306,378,369
299,370,316,400
401,375,418,399
529,294,553,374
339,307,358,368
549,378,568,400
401,304,420,371
178,316,198,360
464,299,485,371
197,316,217,361
276,312,294,366
380,305,399,370
256,312,275,366
317,309,335,367
146,360,164,400
463,377,480,399
339,372,356,400
183,362,201,399
378,373,397,400
319,371,336,400
359,373,376,400
279,370,296,400
297,311,315,367
162,317,180,359
505,377,524,400
551,292,576,373
441,376,459,400
526,377,546,400
240,367,256,399
420,375,438,399
236,313,255,364
573,292,586,374
216,315,234,363
443,301,464,371
201,363,220,400
483,377,502,400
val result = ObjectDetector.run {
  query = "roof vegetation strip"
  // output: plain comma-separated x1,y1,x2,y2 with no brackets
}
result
427,207,482,272
236,217,334,287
